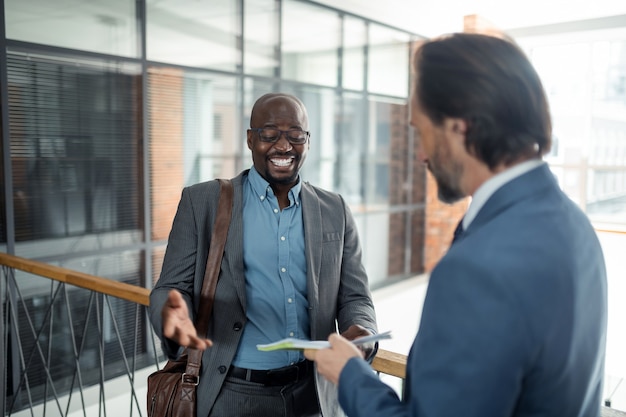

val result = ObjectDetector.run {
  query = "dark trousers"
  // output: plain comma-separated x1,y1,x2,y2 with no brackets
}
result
209,372,321,417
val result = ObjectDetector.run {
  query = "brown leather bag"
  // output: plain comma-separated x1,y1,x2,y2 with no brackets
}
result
147,179,233,417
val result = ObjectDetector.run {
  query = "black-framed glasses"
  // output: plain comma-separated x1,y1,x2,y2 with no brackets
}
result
249,128,310,145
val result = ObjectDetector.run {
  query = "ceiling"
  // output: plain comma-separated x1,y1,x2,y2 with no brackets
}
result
314,0,626,38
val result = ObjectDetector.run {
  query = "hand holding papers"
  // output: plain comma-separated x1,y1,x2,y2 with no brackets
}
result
257,330,392,351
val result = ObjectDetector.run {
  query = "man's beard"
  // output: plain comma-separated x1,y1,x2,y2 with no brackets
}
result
436,176,464,204
429,159,465,204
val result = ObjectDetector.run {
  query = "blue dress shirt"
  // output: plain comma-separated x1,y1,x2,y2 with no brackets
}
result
232,167,310,369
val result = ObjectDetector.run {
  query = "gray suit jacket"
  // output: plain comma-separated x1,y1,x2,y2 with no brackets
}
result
150,170,377,417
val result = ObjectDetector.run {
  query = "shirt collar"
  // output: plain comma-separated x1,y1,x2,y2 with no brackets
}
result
247,166,302,204
463,159,545,230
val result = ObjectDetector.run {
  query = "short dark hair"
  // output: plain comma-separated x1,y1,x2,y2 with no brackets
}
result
413,33,552,169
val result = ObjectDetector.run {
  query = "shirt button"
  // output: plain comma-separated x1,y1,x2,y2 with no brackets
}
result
280,236,286,241
289,332,294,337
281,267,286,273
273,208,278,213
287,298,293,303
260,195,265,201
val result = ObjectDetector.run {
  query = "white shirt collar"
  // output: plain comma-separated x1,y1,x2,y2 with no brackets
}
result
463,159,545,230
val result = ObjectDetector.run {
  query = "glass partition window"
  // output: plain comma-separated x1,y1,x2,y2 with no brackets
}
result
4,0,138,57
275,85,336,190
342,18,366,91
520,28,626,226
368,24,411,97
336,93,367,205
364,97,406,205
244,0,280,77
7,53,142,258
147,0,240,71
282,0,340,87
147,68,238,241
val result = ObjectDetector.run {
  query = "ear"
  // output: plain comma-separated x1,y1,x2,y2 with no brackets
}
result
445,118,467,136
246,129,253,150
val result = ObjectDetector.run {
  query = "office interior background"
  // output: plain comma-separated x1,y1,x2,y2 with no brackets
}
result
1,0,625,414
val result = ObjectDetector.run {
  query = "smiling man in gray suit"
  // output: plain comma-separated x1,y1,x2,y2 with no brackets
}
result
149,92,378,417
306,33,608,417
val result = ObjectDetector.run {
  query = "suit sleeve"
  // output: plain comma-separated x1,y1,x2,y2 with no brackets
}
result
339,357,409,417
337,253,531,417
149,187,198,359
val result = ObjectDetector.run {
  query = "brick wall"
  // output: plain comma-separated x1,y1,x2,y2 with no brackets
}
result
423,173,469,271
388,103,426,277
148,67,185,284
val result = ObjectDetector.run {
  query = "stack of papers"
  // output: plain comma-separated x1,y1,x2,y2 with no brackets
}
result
257,330,392,351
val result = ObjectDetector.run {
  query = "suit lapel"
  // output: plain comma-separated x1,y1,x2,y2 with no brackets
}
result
300,182,322,307
225,172,247,309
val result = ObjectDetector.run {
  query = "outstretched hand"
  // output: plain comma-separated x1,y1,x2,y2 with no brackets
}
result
304,334,362,384
162,289,212,350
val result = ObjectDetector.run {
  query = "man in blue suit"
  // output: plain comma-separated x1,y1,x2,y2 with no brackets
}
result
305,33,608,417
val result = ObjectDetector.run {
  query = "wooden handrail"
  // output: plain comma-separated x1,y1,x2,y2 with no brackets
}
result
0,252,408,377
0,252,150,306
372,348,408,379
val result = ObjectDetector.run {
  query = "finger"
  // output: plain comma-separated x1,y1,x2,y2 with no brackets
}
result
328,333,346,346
303,349,317,360
167,289,185,308
186,336,213,350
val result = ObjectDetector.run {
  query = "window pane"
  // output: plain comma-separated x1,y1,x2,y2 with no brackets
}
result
5,0,138,57
522,29,626,226
282,0,339,87
8,52,142,257
364,97,408,205
342,18,366,91
244,0,279,77
336,93,366,205
148,68,238,241
242,78,283,167
147,0,239,71
368,25,410,97
284,86,336,190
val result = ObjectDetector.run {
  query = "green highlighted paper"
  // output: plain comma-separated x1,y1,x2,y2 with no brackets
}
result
257,330,392,351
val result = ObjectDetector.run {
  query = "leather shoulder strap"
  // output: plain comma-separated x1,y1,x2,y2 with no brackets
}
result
183,178,233,381
196,178,233,337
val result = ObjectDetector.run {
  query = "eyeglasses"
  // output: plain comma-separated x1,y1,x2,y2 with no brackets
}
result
249,128,310,145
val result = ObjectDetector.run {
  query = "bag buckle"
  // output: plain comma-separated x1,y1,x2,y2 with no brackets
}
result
181,373,199,386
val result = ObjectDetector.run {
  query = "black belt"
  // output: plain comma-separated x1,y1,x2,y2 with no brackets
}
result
228,361,310,386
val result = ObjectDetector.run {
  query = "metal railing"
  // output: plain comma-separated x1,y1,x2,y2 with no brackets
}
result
0,253,162,417
0,253,407,416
